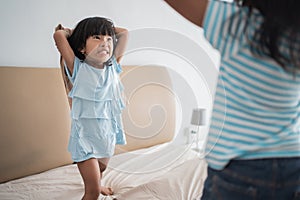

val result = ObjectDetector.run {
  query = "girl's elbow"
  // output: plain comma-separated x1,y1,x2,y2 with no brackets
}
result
116,28,129,39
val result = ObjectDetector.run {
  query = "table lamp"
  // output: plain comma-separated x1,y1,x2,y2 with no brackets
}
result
190,108,206,152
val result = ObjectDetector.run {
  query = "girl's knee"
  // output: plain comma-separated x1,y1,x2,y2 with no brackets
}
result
98,158,109,172
99,163,107,172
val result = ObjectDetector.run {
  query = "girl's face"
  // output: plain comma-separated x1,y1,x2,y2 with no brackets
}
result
82,34,114,68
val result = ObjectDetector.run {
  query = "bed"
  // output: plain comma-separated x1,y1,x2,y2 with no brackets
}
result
0,65,207,200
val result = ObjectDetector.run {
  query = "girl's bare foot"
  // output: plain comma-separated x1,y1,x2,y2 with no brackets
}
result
100,186,114,196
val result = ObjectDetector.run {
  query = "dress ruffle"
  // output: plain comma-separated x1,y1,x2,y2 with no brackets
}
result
66,56,126,161
69,60,125,119
71,97,125,119
68,117,125,162
69,70,124,101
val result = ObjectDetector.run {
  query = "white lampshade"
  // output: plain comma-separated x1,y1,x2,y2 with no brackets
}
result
191,108,206,126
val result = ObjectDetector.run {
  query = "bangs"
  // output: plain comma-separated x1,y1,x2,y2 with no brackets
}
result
84,17,115,38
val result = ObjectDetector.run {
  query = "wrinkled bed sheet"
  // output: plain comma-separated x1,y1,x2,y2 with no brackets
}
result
0,143,207,200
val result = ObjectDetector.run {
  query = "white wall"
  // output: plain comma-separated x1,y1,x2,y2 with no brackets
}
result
0,0,220,145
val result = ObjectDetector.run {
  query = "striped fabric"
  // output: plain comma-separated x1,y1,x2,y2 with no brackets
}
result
203,0,300,170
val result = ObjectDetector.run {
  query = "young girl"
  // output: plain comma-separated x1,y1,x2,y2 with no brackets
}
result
53,17,128,200
164,0,300,199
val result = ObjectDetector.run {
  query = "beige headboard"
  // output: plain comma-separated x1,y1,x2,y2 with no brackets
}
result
0,65,176,183
0,67,73,183
117,65,176,153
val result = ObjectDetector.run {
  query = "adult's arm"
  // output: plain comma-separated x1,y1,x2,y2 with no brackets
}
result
164,0,208,27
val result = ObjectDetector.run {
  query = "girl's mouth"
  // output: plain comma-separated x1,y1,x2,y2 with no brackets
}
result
98,49,109,55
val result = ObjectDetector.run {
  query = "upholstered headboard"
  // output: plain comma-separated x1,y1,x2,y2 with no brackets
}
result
0,65,176,183
117,65,176,153
0,67,72,183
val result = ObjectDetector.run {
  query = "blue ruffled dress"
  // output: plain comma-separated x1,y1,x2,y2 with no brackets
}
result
65,56,126,162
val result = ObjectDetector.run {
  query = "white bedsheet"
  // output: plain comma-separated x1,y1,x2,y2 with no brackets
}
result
0,143,207,200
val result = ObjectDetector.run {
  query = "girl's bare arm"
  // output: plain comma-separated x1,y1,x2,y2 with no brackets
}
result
114,27,129,63
53,25,75,74
164,0,208,27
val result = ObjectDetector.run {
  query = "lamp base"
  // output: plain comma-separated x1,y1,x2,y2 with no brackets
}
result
192,146,204,155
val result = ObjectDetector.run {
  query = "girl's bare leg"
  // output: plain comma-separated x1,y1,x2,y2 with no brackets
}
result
98,157,113,195
77,158,101,200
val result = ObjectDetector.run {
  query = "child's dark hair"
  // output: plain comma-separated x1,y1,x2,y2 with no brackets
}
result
68,17,117,62
230,0,300,73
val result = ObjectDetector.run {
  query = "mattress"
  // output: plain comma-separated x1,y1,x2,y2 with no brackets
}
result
0,143,207,200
